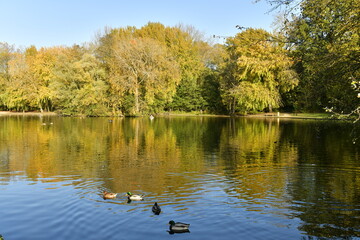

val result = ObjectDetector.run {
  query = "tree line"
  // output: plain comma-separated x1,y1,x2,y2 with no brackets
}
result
0,0,358,117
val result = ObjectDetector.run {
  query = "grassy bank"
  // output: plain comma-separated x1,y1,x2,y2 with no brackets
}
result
246,112,332,119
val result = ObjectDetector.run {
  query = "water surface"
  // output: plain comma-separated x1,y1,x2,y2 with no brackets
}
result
0,116,359,239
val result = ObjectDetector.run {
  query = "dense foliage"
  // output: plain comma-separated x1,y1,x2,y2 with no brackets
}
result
220,28,298,114
0,0,358,117
0,23,224,116
263,0,359,118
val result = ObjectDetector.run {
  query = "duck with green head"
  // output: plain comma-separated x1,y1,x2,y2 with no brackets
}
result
126,192,144,201
168,220,190,233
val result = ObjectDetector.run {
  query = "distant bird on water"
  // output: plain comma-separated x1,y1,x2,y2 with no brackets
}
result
168,220,190,233
126,192,144,201
102,191,117,200
152,202,161,215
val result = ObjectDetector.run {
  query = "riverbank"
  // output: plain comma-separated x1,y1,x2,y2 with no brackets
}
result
0,111,57,116
158,111,333,119
0,111,333,119
246,112,332,119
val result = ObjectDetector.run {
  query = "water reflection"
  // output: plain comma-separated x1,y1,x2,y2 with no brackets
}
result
167,229,190,235
0,116,359,239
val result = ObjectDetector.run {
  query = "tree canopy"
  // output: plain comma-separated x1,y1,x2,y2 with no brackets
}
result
0,3,358,118
260,0,359,117
220,28,298,114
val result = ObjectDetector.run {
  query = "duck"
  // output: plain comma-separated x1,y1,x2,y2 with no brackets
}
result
126,192,144,201
152,202,161,215
168,220,190,233
102,191,117,200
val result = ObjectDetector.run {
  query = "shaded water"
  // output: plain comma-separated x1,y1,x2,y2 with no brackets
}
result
0,116,359,239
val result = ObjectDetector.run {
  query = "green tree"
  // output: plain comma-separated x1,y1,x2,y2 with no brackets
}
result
51,46,109,116
220,28,298,114
260,0,359,114
286,0,359,112
198,43,227,113
200,71,226,113
166,26,207,112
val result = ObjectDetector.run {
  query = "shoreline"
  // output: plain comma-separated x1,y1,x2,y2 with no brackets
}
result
0,111,333,120
0,111,57,116
244,112,333,120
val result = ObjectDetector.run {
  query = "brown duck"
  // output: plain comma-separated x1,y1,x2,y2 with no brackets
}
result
103,191,117,199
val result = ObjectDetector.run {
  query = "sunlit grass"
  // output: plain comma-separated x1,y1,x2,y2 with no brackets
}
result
288,113,332,119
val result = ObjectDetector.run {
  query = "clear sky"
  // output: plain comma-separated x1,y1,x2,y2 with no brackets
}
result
0,0,277,48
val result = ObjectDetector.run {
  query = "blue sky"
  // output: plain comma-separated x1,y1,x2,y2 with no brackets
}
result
0,0,277,48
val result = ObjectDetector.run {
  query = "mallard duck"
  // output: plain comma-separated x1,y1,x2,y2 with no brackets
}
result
152,202,161,215
168,220,190,233
103,191,117,199
126,192,144,201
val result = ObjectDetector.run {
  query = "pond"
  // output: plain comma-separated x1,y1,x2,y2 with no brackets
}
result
0,116,359,240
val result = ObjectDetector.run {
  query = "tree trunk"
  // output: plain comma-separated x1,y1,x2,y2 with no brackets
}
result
134,87,139,114
39,103,44,113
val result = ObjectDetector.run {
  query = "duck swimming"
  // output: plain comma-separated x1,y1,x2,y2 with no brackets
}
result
152,202,161,215
126,192,144,201
102,191,117,200
168,220,190,233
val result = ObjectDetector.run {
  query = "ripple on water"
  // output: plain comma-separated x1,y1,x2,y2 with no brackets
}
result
1,162,359,239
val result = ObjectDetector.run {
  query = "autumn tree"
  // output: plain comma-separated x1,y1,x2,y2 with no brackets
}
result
135,22,209,112
0,42,13,80
0,42,14,109
111,37,180,115
1,46,61,112
221,28,298,114
26,46,61,112
97,26,181,115
2,51,31,111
